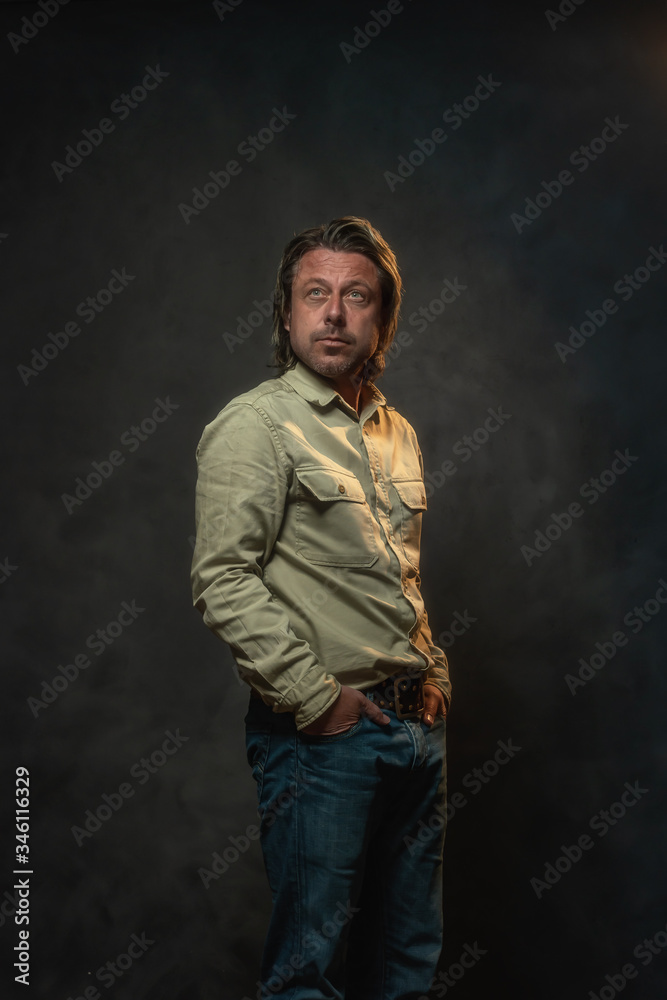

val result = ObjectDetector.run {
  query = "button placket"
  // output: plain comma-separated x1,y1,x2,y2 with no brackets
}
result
365,438,391,514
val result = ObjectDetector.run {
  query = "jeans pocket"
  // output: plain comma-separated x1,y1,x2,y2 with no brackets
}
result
298,716,364,744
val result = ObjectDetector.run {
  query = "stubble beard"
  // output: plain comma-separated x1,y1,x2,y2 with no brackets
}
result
301,333,373,382
308,354,362,380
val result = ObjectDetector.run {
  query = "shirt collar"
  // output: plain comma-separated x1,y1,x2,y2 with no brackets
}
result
280,360,388,416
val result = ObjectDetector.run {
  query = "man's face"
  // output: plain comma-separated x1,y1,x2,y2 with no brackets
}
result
284,248,383,382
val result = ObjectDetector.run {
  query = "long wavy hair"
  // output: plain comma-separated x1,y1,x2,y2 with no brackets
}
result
271,216,403,381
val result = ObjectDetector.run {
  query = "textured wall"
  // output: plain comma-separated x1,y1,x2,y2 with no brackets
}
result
2,1,666,998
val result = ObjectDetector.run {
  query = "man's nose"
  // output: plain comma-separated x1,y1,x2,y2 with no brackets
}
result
325,293,345,324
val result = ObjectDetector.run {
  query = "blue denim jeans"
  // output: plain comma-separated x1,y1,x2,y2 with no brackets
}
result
244,695,447,1000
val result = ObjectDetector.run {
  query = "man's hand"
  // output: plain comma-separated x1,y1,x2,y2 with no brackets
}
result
301,685,390,736
422,683,447,727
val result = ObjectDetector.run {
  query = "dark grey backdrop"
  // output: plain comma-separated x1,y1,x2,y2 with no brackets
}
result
2,0,666,997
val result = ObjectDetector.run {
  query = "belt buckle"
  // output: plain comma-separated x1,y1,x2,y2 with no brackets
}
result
392,675,424,720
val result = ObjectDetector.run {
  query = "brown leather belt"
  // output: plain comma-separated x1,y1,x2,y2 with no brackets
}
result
364,672,425,719
249,672,426,719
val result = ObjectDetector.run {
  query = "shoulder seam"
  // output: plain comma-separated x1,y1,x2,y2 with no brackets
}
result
251,401,290,482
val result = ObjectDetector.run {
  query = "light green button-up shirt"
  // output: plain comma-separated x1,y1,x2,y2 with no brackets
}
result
191,360,451,729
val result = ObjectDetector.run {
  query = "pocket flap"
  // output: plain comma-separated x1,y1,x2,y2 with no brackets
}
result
393,479,427,510
296,467,366,503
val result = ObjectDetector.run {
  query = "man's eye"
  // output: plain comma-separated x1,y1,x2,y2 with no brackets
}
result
309,289,322,296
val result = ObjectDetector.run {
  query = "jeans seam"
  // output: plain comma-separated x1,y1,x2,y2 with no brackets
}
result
257,728,271,802
292,730,302,1000
405,720,421,770
377,874,387,998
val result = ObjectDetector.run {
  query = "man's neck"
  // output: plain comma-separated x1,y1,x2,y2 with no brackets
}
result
329,372,364,413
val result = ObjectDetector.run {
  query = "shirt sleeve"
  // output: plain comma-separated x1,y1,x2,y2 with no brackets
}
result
415,440,453,711
191,401,341,729
420,611,453,711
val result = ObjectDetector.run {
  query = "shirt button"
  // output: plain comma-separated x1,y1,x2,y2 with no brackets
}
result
338,484,346,494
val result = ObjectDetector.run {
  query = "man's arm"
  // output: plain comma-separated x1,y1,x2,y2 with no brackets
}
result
414,439,452,724
191,401,341,730
422,610,452,725
421,610,452,709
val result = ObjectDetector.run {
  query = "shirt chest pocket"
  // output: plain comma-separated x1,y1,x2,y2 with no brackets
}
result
295,467,378,568
392,479,427,571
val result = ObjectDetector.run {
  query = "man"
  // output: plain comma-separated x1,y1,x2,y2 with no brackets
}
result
191,216,451,999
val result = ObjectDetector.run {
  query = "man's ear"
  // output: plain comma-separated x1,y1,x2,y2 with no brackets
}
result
283,306,290,332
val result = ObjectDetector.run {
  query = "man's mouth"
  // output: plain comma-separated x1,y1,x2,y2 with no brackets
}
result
316,334,350,345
